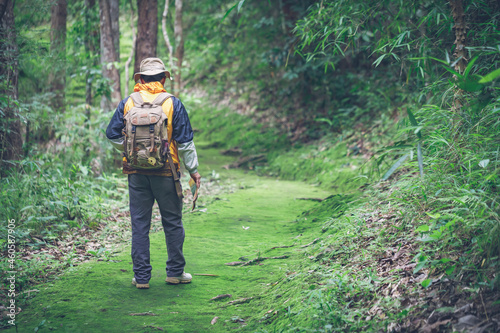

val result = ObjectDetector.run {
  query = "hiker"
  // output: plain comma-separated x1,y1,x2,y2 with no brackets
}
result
106,57,201,289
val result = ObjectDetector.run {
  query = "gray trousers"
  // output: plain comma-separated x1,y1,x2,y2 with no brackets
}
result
128,174,185,284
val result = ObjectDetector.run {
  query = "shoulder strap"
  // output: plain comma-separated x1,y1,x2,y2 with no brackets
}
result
166,152,184,199
129,92,144,107
151,92,173,106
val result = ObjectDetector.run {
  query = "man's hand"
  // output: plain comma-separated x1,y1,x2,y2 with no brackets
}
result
190,172,201,188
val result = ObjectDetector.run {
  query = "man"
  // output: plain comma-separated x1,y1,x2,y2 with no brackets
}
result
106,58,201,289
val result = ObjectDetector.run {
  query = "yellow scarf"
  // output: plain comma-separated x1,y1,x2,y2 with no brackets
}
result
133,81,166,94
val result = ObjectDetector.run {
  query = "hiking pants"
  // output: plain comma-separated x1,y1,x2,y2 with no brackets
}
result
128,174,185,284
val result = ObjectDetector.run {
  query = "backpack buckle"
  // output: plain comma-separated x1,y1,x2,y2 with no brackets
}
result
132,125,136,133
149,124,155,133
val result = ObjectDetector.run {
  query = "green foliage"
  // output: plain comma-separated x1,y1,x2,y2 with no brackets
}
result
0,103,126,246
186,97,288,155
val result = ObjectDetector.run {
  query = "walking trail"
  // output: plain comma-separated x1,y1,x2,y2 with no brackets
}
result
9,147,331,332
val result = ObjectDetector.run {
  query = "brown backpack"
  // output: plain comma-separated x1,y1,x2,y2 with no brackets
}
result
123,92,183,198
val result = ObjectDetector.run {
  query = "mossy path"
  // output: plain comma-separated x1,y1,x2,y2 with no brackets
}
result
9,148,331,332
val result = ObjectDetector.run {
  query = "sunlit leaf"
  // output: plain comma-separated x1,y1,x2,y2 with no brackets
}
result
413,261,426,274
421,279,432,288
479,159,490,168
478,68,500,83
415,225,429,232
237,0,246,13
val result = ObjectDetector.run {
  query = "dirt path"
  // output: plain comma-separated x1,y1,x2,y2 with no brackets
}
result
8,148,331,332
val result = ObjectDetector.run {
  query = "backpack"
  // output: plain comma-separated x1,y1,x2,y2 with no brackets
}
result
123,92,172,170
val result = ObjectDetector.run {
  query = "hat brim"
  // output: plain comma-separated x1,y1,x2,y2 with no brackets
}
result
133,69,171,82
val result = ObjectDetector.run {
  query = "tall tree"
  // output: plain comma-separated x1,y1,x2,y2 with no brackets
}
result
134,0,158,75
99,0,122,110
449,0,468,111
49,0,67,113
124,0,137,96
173,0,184,95
84,0,98,123
162,0,174,92
449,0,468,74
161,0,184,95
0,0,22,165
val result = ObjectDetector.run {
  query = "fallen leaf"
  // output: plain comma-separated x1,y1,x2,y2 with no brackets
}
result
211,316,219,325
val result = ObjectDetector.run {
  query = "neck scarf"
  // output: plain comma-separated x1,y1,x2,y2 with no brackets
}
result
133,81,166,94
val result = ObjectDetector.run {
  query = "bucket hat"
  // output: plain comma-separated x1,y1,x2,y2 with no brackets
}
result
133,58,171,82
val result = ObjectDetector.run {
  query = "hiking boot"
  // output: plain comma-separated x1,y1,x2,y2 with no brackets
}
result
132,277,149,289
165,272,192,284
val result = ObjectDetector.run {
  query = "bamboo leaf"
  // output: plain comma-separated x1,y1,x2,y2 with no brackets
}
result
222,3,238,21
237,0,246,13
373,54,386,67
463,56,478,79
382,154,409,181
407,109,422,139
417,142,424,178
421,278,432,288
442,66,462,79
478,68,500,83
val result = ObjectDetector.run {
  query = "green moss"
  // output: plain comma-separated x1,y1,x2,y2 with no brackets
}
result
7,148,331,332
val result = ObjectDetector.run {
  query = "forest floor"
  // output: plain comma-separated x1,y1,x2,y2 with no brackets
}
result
4,146,333,332
3,144,499,332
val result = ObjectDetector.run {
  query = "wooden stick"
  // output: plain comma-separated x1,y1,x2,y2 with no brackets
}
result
272,245,294,249
241,255,289,266
301,238,320,248
295,197,324,202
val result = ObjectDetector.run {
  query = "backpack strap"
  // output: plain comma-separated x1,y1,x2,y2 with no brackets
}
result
151,92,173,107
166,151,184,199
149,92,182,198
129,92,144,107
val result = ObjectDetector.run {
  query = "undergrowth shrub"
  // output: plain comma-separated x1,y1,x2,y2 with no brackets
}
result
0,103,126,248
384,93,500,287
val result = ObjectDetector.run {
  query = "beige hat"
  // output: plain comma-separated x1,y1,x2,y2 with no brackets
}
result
133,58,171,82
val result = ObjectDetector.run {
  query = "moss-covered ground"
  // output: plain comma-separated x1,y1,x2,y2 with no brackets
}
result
8,147,331,332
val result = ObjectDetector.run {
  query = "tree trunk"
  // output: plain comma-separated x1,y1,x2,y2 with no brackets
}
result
110,0,119,61
49,0,67,114
99,0,122,110
162,0,175,92
174,0,184,95
0,0,22,165
84,0,96,124
134,0,158,76
124,0,137,96
449,0,468,111
449,0,467,74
